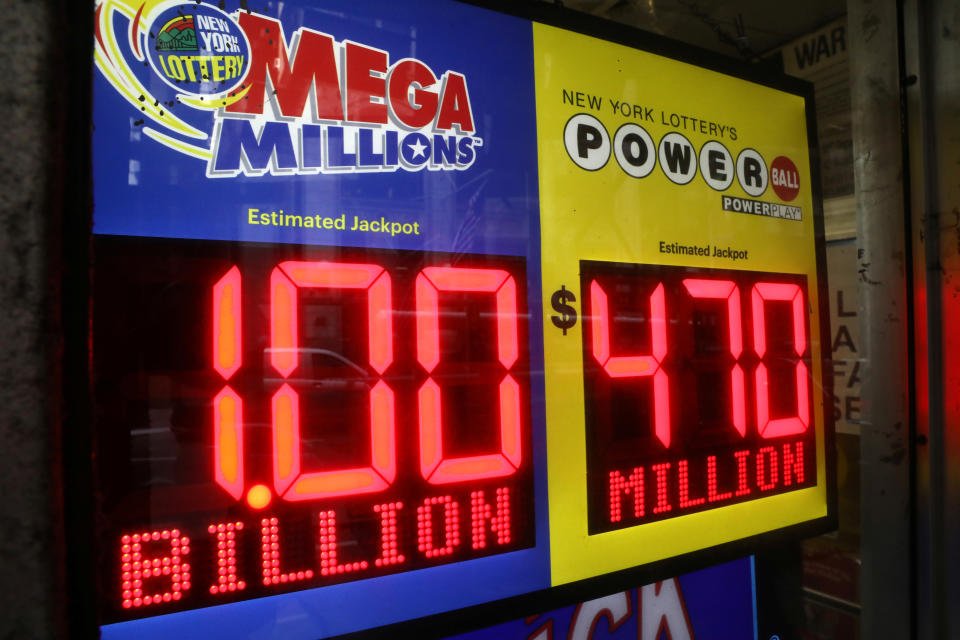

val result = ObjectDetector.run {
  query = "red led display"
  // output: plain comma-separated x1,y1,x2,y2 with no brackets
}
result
581,261,817,534
92,237,534,622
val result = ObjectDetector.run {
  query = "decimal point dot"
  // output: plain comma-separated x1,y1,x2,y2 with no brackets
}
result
246,484,272,510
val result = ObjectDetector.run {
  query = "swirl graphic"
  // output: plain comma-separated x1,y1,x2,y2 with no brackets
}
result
94,0,252,160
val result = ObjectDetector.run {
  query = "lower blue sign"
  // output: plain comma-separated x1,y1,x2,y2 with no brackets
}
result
447,557,756,640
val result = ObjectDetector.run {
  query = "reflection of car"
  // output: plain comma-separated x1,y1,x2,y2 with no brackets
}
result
263,348,373,391
262,348,378,471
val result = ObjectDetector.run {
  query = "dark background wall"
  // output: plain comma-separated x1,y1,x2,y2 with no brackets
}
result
0,0,73,637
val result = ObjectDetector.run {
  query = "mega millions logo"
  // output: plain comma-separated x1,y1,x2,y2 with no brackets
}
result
94,0,482,177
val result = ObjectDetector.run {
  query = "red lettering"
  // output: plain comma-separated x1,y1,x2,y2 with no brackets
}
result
417,495,461,558
120,482,531,610
120,530,191,609
435,72,475,133
734,449,751,496
228,14,343,119
677,460,705,508
260,517,313,586
782,441,805,485
345,42,388,124
207,522,245,595
600,442,814,526
652,463,672,514
470,488,512,549
609,468,645,522
388,59,439,128
756,446,779,491
706,455,733,502
318,511,369,576
374,502,406,567
230,15,475,132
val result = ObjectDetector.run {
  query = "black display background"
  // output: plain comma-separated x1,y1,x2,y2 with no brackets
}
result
92,235,534,623
581,260,818,534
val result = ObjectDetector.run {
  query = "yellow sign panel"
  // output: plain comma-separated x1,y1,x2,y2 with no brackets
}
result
534,23,829,586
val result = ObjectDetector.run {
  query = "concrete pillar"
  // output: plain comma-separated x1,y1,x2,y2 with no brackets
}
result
0,0,68,637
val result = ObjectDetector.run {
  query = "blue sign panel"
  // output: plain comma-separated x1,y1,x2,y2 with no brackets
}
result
93,1,549,637
94,0,539,257
450,557,756,640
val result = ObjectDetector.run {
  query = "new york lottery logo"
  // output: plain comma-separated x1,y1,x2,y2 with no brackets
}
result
147,3,249,97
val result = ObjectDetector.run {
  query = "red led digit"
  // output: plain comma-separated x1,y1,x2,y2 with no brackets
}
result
682,279,746,437
272,384,299,496
207,522,245,595
213,268,245,500
246,484,272,510
751,283,810,438
590,280,671,447
213,388,244,500
119,530,191,609
269,262,396,500
213,266,242,379
416,267,522,484
270,269,297,377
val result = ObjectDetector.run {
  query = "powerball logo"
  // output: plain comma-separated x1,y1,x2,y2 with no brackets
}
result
94,0,483,178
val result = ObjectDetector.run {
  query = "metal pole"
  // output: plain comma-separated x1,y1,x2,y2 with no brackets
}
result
910,0,960,637
847,0,912,637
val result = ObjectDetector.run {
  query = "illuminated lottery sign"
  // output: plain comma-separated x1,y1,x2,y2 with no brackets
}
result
87,0,833,638
535,23,833,586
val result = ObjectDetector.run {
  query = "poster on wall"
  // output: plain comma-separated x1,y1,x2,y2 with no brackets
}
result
88,0,833,637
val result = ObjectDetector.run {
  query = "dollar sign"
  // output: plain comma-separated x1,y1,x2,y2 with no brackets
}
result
551,285,578,335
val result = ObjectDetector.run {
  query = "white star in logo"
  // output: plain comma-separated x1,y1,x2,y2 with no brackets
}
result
407,138,428,159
